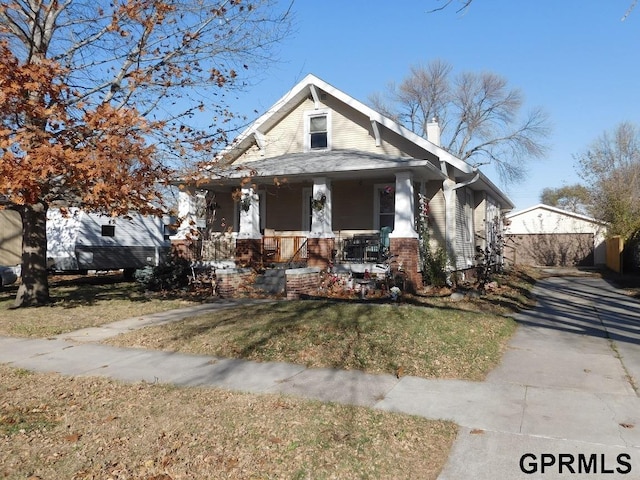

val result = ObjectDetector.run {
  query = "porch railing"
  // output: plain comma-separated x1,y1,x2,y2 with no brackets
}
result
184,231,391,265
263,236,308,264
185,233,236,262
335,229,390,263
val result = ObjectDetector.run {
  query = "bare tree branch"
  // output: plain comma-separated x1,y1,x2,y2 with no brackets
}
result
622,0,638,20
427,0,473,14
370,60,551,185
576,122,640,238
428,0,637,21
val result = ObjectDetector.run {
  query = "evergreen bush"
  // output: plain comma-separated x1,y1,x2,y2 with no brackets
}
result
135,250,191,291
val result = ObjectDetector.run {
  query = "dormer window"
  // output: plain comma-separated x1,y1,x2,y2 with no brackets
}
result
305,109,331,151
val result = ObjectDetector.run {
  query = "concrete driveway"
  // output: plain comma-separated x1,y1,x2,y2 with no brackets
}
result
437,274,640,479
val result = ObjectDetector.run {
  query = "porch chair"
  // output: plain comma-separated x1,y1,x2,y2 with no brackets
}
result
379,226,391,260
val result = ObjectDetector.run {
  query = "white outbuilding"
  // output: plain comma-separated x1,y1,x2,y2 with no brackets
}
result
505,204,608,267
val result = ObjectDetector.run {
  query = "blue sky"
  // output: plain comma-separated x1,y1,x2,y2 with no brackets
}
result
230,0,640,211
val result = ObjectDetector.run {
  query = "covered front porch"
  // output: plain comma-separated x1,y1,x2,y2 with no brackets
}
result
175,151,447,289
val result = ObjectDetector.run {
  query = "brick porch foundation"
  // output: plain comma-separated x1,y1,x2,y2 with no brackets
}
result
307,237,335,270
389,237,420,293
216,268,253,298
285,267,321,299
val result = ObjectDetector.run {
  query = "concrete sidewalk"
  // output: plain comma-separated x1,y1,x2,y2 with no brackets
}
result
2,275,640,479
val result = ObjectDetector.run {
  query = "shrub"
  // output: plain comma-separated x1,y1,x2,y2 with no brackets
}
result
422,247,449,287
135,250,191,291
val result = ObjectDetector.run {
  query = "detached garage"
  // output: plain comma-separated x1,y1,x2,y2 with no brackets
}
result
505,204,607,267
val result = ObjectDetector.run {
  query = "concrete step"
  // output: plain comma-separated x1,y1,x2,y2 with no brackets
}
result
253,269,285,294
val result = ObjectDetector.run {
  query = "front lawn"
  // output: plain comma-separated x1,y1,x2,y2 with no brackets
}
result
0,267,540,479
107,299,517,381
0,274,198,337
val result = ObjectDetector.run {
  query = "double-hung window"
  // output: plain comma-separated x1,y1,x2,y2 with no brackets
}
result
374,184,395,230
305,109,331,151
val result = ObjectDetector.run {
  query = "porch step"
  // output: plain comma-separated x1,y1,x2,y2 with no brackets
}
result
253,269,286,295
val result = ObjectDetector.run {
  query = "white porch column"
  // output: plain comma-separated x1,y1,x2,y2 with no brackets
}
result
174,190,197,240
238,186,261,239
310,177,334,238
389,171,418,239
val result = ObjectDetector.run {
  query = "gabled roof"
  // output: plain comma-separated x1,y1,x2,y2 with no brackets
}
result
507,203,607,225
210,73,513,209
219,73,472,174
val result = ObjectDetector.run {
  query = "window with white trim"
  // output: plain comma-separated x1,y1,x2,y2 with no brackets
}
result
374,184,395,230
304,109,331,152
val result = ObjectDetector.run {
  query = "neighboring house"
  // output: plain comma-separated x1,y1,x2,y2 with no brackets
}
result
0,209,22,285
175,74,514,289
505,204,608,267
0,209,22,267
0,208,172,277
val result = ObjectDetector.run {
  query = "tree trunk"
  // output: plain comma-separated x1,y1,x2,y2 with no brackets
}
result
14,202,50,308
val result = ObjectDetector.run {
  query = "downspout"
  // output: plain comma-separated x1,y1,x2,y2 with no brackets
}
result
441,161,480,275
428,119,481,277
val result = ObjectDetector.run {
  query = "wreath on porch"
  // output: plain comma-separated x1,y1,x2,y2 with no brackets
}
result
239,194,252,212
311,193,327,212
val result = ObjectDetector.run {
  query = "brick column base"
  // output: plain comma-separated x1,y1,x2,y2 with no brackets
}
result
307,237,335,270
235,238,262,267
285,267,321,300
216,268,253,298
390,237,420,293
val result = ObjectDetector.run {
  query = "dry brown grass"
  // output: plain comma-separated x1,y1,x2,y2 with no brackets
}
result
0,274,198,337
0,365,456,480
106,300,516,381
104,267,539,382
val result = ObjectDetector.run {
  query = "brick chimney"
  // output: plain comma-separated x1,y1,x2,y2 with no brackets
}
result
426,118,441,147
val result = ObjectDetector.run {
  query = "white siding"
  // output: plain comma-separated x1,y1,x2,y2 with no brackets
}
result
454,188,476,270
507,208,602,235
47,208,170,270
234,98,408,163
506,205,608,265
47,208,83,269
76,212,167,248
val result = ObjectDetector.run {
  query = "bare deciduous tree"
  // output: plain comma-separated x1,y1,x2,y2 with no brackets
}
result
540,184,592,215
576,121,640,239
370,60,551,184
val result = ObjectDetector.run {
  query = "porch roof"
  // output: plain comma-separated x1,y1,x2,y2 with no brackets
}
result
199,150,446,185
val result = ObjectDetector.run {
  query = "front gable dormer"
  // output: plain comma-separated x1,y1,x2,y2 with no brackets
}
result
219,74,445,165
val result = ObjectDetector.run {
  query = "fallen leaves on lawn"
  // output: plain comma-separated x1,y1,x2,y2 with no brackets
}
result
1,365,456,479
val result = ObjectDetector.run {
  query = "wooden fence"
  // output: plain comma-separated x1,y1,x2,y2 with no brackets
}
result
606,236,624,273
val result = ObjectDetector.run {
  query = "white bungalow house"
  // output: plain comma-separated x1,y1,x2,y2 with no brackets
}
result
505,204,608,267
174,74,514,290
